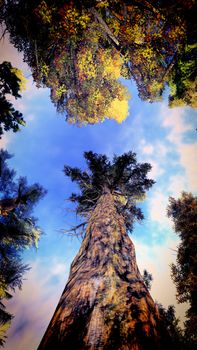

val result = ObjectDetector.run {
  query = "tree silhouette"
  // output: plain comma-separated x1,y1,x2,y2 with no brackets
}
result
0,61,26,137
0,149,46,346
167,192,197,347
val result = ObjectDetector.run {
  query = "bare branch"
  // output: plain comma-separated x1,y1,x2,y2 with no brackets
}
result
0,27,7,41
61,222,87,238
90,8,120,47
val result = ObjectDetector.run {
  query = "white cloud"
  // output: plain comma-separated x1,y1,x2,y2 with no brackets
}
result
178,142,197,192
160,104,197,192
161,106,192,144
134,237,188,326
148,191,170,226
148,160,164,180
168,174,188,197
141,143,154,155
0,134,10,148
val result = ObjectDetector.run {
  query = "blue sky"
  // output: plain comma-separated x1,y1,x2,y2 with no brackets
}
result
0,34,197,350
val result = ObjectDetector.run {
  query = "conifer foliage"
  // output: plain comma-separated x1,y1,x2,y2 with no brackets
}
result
0,149,46,346
64,151,154,231
167,192,197,346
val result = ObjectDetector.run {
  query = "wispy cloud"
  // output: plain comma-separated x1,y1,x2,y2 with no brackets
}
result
178,142,197,191
147,104,196,230
161,104,196,191
0,134,10,148
134,237,188,326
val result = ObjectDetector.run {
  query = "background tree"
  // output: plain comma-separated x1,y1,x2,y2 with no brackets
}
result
1,1,196,125
167,192,197,347
0,61,26,138
38,151,173,350
0,149,46,346
142,269,153,291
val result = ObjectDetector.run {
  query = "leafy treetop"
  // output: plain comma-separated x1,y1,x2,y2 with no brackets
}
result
1,0,196,125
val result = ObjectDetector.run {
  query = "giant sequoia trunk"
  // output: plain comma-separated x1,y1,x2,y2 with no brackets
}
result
38,192,168,350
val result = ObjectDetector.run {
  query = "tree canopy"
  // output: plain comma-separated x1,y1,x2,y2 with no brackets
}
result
167,192,197,346
1,0,196,125
0,61,26,138
0,149,46,346
64,150,154,232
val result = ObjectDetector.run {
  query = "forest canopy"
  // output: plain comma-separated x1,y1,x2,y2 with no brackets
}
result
1,0,196,125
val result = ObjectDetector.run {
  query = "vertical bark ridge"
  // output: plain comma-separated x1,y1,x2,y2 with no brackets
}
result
38,192,166,349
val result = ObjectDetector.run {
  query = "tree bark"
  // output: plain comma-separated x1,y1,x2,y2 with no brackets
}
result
38,192,169,350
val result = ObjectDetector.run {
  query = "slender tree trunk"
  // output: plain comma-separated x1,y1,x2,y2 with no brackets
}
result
38,192,169,350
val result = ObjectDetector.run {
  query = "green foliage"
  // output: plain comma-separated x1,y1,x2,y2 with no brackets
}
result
1,0,195,126
167,192,197,345
157,304,185,350
0,61,26,137
0,149,46,346
169,43,197,107
142,269,153,290
64,151,154,232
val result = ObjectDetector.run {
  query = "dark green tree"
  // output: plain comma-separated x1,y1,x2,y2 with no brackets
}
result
38,151,172,350
167,192,197,348
0,149,46,346
142,269,153,291
0,61,26,138
157,304,185,350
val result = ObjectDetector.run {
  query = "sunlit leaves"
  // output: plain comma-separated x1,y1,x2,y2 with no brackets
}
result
1,0,195,125
10,67,27,91
59,3,91,36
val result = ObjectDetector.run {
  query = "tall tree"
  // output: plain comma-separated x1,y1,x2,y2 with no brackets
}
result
0,61,26,137
38,151,171,349
167,192,197,347
0,149,46,346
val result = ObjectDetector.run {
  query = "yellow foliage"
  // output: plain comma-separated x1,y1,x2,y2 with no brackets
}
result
98,49,122,79
0,321,11,343
77,47,123,82
41,63,49,78
34,0,53,24
11,68,27,91
107,90,129,123
77,48,96,80
114,193,127,205
96,0,109,8
60,6,91,34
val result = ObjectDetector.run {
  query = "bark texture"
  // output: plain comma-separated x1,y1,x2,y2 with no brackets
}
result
38,192,167,350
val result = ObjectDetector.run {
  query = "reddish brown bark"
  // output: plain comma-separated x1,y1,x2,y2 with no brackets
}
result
38,192,168,350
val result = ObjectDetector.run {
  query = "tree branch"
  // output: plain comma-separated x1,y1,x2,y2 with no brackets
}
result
62,222,87,237
90,8,120,47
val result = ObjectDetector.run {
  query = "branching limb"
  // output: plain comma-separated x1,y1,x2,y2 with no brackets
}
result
62,221,87,238
90,8,120,47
